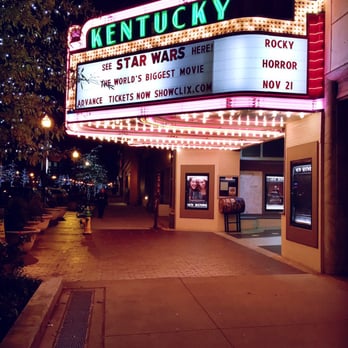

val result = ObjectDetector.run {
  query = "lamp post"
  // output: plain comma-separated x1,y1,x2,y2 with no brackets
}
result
41,114,52,174
41,114,53,205
70,148,80,189
72,149,80,161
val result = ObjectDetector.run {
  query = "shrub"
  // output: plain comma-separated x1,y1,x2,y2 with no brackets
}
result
28,193,45,218
0,242,41,342
4,197,29,231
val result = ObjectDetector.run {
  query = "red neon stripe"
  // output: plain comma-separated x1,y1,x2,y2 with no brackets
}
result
307,13,325,98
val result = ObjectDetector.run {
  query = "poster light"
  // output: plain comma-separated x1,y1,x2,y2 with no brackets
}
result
66,96,323,124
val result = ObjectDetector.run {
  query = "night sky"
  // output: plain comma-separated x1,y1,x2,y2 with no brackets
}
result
92,0,295,20
93,0,149,15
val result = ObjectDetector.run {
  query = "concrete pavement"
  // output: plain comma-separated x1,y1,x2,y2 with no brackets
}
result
3,198,348,347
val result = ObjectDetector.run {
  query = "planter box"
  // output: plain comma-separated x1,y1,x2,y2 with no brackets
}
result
25,218,50,232
0,278,63,348
5,229,40,252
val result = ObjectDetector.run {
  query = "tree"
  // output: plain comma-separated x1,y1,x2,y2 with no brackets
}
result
0,0,97,165
75,146,109,188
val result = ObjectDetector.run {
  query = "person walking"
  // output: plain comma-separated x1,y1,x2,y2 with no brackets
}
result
96,188,107,218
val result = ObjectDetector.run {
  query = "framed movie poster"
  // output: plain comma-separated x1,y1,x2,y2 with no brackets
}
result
180,165,215,219
290,161,312,228
286,142,318,248
265,175,284,211
185,173,209,210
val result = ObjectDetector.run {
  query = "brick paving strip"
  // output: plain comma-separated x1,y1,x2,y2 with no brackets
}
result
23,211,302,282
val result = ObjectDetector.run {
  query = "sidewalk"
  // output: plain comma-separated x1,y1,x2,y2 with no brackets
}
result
7,199,348,347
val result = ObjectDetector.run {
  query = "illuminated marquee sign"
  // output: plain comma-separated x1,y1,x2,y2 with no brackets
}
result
87,0,295,50
76,33,307,110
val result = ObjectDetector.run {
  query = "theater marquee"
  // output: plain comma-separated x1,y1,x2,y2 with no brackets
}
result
76,34,307,110
66,0,324,136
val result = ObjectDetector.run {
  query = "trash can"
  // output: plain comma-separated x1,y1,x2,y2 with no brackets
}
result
219,198,245,233
218,197,245,214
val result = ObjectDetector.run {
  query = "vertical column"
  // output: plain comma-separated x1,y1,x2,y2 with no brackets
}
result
322,80,348,275
335,96,348,274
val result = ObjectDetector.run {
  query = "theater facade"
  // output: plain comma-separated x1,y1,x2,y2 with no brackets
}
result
65,0,348,275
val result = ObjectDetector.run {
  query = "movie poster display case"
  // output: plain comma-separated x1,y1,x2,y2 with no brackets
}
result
180,165,214,219
265,175,284,211
286,142,318,247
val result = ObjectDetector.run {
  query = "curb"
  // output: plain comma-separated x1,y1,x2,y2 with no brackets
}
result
0,277,63,348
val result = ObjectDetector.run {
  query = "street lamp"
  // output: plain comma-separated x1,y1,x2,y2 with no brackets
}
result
70,149,80,187
72,149,80,160
41,114,52,128
41,114,53,205
41,114,52,174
